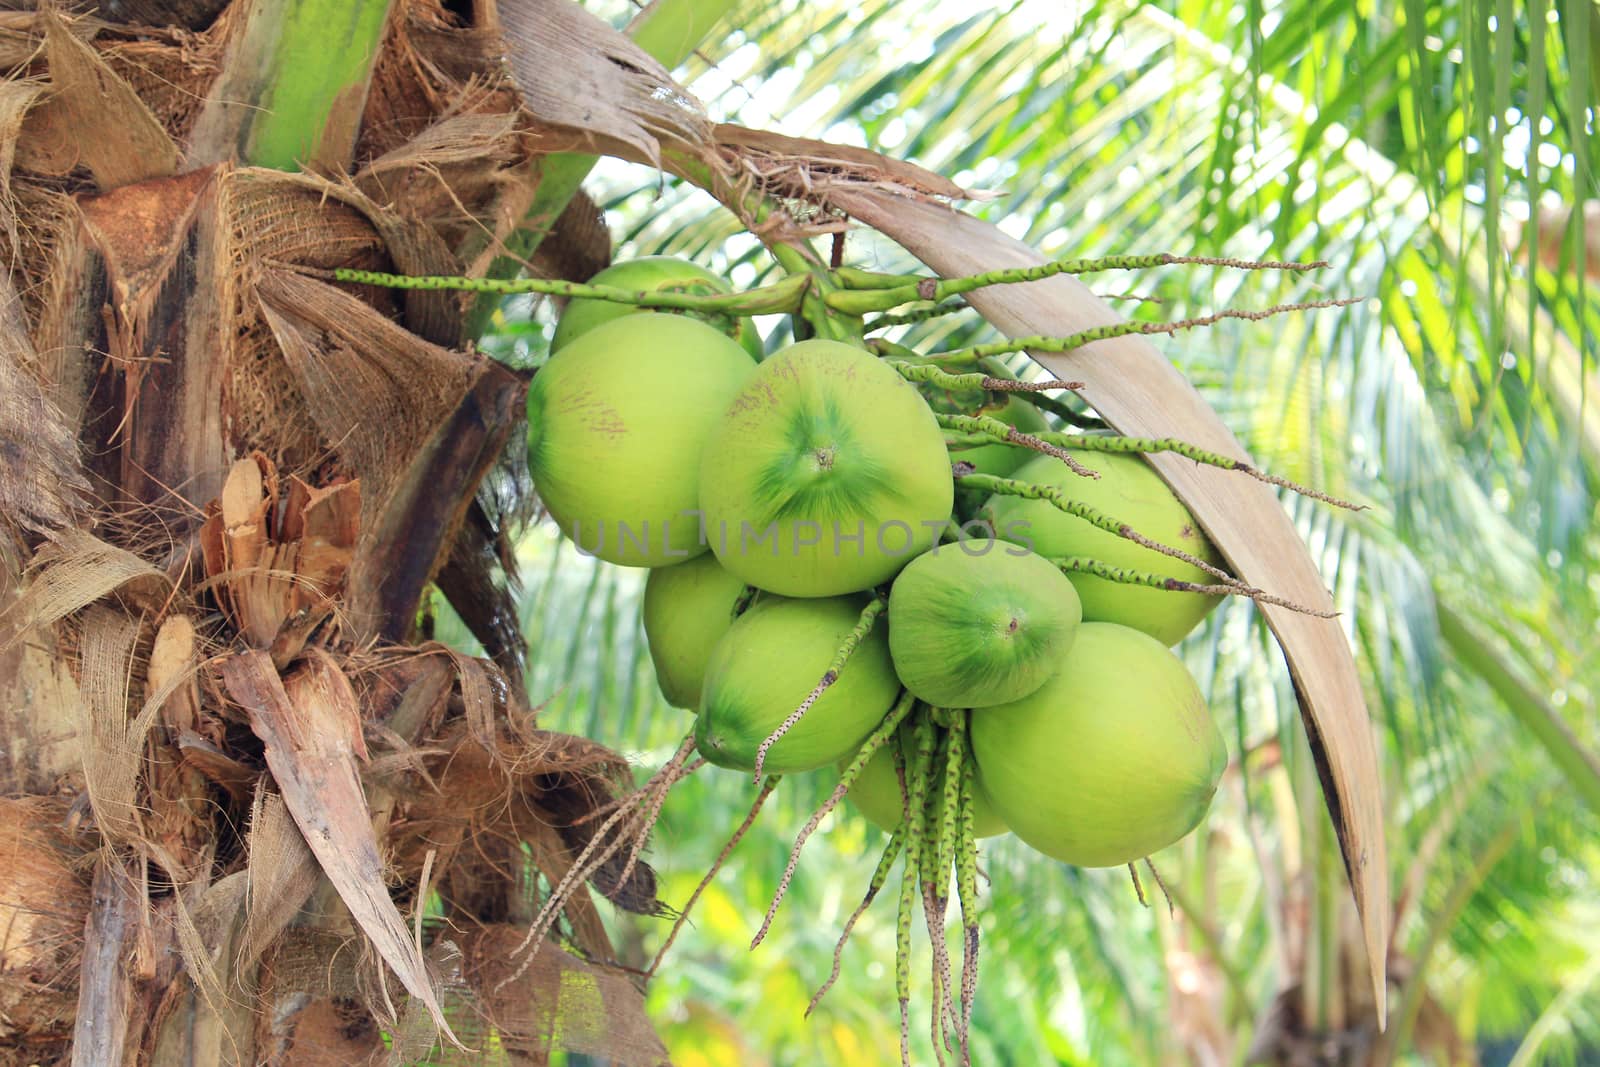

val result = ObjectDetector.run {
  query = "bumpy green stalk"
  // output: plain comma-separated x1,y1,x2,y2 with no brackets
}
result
895,839,917,1067
752,595,888,782
897,715,936,1067
936,414,1096,478
752,691,915,948
890,362,1081,395
934,713,967,1052
831,267,925,290
1009,389,1107,429
957,473,1237,585
872,341,982,373
891,727,911,820
1052,557,1240,596
809,828,906,1016
945,426,1358,509
825,253,1326,315
911,712,949,1067
865,300,970,329
955,736,981,1039
927,297,1360,363
1047,556,1331,616
335,266,808,315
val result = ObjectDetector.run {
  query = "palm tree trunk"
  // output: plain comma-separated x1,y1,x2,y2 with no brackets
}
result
0,3,675,1063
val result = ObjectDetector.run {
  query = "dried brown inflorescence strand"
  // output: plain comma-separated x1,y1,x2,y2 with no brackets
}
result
494,733,702,995
649,774,783,977
752,691,915,948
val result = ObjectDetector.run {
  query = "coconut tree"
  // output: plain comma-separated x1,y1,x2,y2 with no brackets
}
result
432,0,1598,1063
7,0,1584,1064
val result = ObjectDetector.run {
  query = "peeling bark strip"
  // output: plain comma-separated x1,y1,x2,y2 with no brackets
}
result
219,648,460,1044
71,858,141,1067
831,188,1390,1015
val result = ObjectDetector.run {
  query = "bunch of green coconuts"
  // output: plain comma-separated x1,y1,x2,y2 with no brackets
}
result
526,255,1230,875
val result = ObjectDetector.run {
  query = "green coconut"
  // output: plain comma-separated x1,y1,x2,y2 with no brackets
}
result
699,340,955,597
527,313,754,567
970,622,1226,868
979,449,1224,645
551,255,764,359
842,740,1007,838
886,541,1080,708
642,553,750,709
695,596,900,773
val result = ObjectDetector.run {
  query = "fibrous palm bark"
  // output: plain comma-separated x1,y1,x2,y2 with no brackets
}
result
0,3,668,1064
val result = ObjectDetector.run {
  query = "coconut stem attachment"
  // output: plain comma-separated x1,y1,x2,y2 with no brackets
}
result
752,594,889,782
752,691,915,948
731,584,760,618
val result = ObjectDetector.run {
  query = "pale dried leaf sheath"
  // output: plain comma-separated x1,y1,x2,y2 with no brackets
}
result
241,787,319,970
1,530,166,646
832,190,1389,1016
496,0,711,166
38,10,178,190
219,649,459,1044
713,124,975,202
